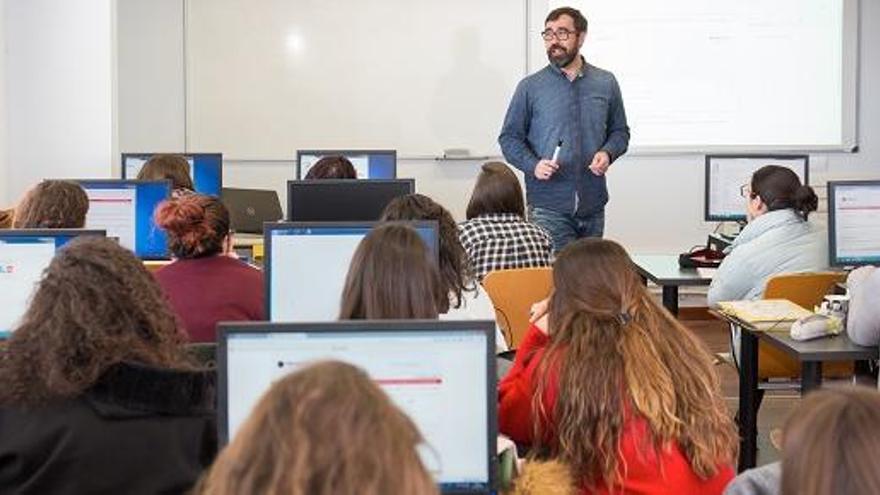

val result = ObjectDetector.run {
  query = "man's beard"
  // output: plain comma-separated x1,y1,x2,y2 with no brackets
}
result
547,44,577,68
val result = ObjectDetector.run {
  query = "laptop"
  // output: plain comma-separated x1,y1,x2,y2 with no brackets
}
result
221,188,283,234
217,320,497,494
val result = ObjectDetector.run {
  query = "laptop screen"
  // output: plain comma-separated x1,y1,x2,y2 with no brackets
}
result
122,153,223,196
76,180,171,259
265,221,439,321
218,320,496,494
296,149,396,180
0,229,106,338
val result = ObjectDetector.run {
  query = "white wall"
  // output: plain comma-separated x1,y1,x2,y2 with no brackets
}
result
0,0,7,206
116,0,880,254
2,0,115,206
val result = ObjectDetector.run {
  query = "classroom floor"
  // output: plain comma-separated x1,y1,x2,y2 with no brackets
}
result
685,317,797,467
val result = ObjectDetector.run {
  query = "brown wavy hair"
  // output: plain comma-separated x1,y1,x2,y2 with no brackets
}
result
197,360,439,495
154,193,230,258
381,193,476,310
782,387,880,495
305,155,357,179
533,239,737,490
137,154,195,191
339,223,443,319
0,237,191,406
13,180,89,228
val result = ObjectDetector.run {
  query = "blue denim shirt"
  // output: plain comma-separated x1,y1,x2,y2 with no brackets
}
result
499,59,629,216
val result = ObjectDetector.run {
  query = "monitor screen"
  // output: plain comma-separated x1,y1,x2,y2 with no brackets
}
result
218,320,496,494
828,180,880,267
76,180,171,259
265,221,439,321
705,155,809,222
296,149,396,179
287,179,414,222
0,229,106,338
121,153,223,196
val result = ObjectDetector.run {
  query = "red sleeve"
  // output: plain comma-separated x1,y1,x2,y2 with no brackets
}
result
498,324,550,444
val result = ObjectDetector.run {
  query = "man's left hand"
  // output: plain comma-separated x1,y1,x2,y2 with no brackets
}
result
588,150,611,176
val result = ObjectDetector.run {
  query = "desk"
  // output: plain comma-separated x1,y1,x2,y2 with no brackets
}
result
713,310,878,471
233,234,264,263
630,255,713,315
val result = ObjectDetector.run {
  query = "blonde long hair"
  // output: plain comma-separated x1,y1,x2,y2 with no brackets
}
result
534,239,737,489
198,361,438,495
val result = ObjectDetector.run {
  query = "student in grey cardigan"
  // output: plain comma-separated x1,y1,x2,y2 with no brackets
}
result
846,265,880,347
708,165,826,306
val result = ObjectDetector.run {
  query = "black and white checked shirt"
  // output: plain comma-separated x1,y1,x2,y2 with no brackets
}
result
459,213,553,281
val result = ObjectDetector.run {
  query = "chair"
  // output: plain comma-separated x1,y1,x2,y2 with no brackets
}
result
482,267,553,349
757,272,851,380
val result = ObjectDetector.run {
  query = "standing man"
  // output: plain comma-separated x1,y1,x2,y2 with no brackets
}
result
499,6,629,252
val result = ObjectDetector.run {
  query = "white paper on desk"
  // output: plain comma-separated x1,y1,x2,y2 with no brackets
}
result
697,267,717,278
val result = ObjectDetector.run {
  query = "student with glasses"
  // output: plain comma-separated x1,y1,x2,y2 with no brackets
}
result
707,165,825,306
499,6,630,253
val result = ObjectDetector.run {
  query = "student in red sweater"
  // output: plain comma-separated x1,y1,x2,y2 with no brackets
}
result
153,193,264,342
499,239,737,495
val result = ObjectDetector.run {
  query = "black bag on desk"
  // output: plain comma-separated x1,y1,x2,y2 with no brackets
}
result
678,246,725,268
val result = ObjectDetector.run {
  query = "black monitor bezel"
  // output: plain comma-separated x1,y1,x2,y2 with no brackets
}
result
216,319,497,494
827,179,880,268
704,154,810,222
263,220,439,320
295,149,397,180
286,178,415,222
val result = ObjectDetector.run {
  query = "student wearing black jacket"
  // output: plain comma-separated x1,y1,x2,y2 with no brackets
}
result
0,237,216,495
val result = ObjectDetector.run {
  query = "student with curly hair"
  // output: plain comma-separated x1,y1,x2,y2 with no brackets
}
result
12,179,89,228
380,194,505,346
0,237,215,494
500,239,737,494
197,360,438,495
305,155,357,179
153,193,264,342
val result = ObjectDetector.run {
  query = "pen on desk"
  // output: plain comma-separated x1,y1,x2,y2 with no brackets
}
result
551,140,563,162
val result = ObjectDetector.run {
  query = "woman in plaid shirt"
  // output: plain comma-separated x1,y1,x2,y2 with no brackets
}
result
459,162,553,281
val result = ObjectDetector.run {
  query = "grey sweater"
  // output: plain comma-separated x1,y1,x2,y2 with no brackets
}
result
724,462,781,495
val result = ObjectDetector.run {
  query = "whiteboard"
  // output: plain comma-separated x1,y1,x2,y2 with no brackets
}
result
533,0,858,152
185,0,527,160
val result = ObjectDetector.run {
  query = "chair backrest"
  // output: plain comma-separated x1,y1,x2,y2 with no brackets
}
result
759,271,850,379
763,272,847,310
482,267,553,349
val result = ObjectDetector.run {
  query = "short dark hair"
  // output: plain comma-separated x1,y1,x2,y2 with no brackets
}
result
545,6,588,33
137,154,194,191
466,162,525,219
305,156,357,180
751,165,818,220
13,180,89,229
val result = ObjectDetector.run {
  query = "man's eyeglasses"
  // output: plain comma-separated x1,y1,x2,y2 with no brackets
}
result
541,29,575,41
740,184,754,198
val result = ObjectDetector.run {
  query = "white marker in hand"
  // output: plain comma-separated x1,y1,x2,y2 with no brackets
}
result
551,140,563,163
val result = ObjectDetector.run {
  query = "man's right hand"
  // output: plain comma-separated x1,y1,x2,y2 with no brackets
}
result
534,159,559,180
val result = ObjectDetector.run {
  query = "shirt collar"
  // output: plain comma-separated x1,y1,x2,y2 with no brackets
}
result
548,55,587,80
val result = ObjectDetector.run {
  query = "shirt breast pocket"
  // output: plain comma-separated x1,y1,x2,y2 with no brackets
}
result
587,95,609,134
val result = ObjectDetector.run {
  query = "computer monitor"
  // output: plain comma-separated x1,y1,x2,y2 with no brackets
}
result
296,149,397,179
828,180,880,267
121,153,223,196
264,221,439,321
705,154,809,222
287,179,414,222
217,320,496,494
0,229,106,338
75,179,171,259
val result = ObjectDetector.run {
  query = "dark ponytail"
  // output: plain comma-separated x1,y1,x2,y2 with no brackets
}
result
751,165,818,220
